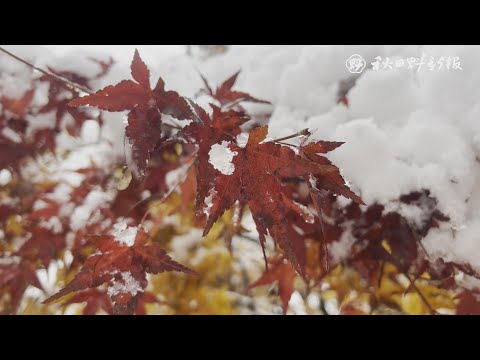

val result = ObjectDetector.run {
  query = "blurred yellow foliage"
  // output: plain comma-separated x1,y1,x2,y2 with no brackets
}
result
149,213,236,315
6,215,23,237
322,262,456,315
20,298,55,315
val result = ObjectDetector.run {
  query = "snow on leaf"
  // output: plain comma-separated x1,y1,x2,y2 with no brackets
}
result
43,229,194,314
107,271,143,298
200,125,363,277
181,104,250,216
208,141,237,175
110,222,138,247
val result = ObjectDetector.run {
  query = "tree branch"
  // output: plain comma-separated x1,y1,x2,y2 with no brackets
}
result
0,46,93,95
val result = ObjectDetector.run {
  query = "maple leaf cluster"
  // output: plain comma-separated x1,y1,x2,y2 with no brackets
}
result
65,50,365,304
0,58,117,313
1,48,480,315
0,54,193,314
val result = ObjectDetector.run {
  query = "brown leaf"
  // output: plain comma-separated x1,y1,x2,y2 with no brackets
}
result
249,255,297,314
457,291,480,315
200,71,270,106
1,89,35,117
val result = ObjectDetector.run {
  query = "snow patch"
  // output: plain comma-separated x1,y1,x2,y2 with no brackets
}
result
80,120,100,144
203,187,217,217
0,169,13,186
288,291,307,315
0,256,21,265
70,189,114,231
40,216,63,234
165,165,189,191
208,141,237,175
236,133,249,148
33,199,49,211
329,229,356,264
107,271,143,298
111,221,138,246
170,228,204,262
1,128,21,143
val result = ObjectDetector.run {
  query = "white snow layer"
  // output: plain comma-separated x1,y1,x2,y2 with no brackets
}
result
208,141,237,175
0,169,12,186
1,45,480,273
107,271,143,298
111,222,138,246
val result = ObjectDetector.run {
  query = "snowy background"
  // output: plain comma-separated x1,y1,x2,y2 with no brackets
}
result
2,44,480,280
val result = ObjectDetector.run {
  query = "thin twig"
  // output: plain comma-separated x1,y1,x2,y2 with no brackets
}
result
0,46,92,95
273,128,311,143
123,135,128,167
404,274,438,315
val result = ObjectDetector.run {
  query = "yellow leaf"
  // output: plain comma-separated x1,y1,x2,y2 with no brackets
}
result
115,166,133,191
6,215,23,236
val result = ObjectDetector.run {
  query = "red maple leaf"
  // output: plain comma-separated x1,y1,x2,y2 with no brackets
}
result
0,142,32,171
0,204,14,224
69,50,195,176
63,289,113,315
25,197,60,222
88,56,115,80
201,126,363,277
248,255,297,314
44,227,195,314
456,290,480,315
32,128,57,153
17,226,65,268
182,103,250,216
1,89,35,117
37,67,101,138
0,96,34,168
134,292,159,315
0,260,43,314
199,71,270,107
300,140,363,204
